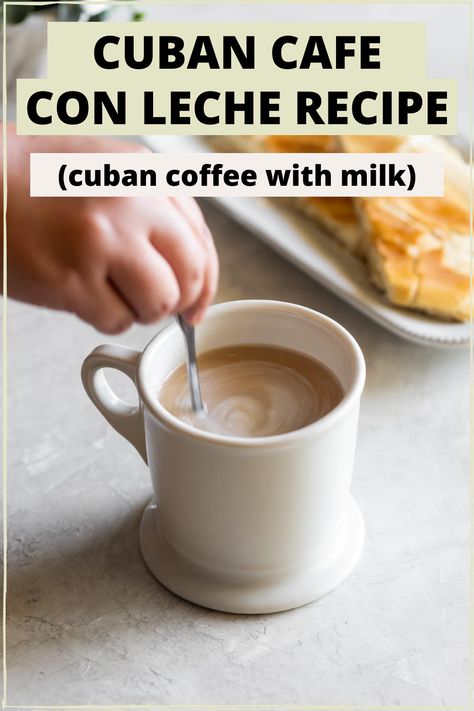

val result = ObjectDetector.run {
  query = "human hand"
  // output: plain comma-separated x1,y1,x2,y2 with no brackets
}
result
5,129,218,333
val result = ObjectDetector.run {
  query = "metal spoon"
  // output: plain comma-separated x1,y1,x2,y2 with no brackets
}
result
176,314,205,414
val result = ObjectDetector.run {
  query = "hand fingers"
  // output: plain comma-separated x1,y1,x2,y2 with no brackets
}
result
109,239,180,324
169,198,219,323
182,233,219,325
71,277,135,335
70,196,216,331
148,204,207,314
169,197,215,252
169,196,206,234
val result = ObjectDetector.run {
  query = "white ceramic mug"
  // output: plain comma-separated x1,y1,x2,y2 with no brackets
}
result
81,300,365,614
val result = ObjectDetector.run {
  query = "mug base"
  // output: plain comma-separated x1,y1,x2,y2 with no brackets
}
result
139,497,365,614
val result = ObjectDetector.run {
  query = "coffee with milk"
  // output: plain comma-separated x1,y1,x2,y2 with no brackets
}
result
158,344,343,438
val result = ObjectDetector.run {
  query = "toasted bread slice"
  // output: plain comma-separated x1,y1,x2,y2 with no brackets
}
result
339,135,470,321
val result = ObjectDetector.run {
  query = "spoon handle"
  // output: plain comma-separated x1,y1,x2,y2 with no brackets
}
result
176,315,204,413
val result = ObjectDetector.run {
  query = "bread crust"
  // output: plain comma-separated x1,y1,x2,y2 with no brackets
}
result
339,135,470,321
210,135,471,322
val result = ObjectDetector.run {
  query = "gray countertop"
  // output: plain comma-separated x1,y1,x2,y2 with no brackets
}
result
6,198,469,707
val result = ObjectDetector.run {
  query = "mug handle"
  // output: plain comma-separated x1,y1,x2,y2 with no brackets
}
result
81,344,147,463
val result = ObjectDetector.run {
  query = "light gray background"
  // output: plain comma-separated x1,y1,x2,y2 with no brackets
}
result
4,2,471,707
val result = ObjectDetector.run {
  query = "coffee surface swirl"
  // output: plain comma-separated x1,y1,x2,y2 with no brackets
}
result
158,344,343,438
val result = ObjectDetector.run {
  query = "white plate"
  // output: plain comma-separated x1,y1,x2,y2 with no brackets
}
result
143,134,470,348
